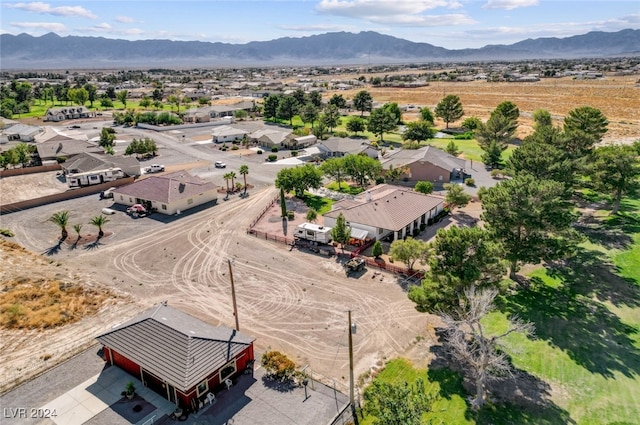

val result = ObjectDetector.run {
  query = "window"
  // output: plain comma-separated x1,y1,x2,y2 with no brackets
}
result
162,204,167,210
129,197,133,202
219,360,237,382
196,380,208,397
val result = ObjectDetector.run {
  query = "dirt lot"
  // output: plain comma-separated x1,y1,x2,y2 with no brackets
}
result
0,185,443,394
338,75,640,142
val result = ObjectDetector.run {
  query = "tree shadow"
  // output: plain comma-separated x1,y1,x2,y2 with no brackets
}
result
498,276,640,379
281,218,288,236
545,246,640,308
574,214,634,250
84,238,103,250
427,344,574,425
43,237,65,256
260,375,297,393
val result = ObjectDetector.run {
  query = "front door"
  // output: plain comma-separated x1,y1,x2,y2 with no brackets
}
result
167,384,177,404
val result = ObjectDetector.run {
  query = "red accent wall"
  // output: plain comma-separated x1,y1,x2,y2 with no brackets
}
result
111,349,142,378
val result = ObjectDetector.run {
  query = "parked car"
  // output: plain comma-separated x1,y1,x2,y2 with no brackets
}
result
126,204,148,216
215,161,226,168
101,208,117,215
145,164,165,173
100,187,116,199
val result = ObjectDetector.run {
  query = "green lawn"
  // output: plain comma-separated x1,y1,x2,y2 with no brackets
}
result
15,99,182,119
361,193,640,424
325,181,364,195
301,192,334,215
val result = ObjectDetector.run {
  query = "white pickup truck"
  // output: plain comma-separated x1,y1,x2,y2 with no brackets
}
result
145,164,165,173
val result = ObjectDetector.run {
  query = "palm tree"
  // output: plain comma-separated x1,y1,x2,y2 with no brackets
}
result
239,165,249,195
49,211,70,240
73,223,83,244
223,172,232,193
229,171,237,192
89,215,110,238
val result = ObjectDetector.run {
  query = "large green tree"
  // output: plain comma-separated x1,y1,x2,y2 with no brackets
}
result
263,94,280,122
352,90,373,116
343,154,383,189
389,237,430,271
563,106,608,144
300,103,319,129
346,116,366,135
89,215,109,238
321,104,341,132
116,90,128,109
239,164,250,195
408,226,505,312
319,157,347,189
275,165,323,197
434,95,464,129
367,108,397,143
481,174,579,278
444,183,471,211
492,100,520,123
328,94,347,109
475,113,517,151
277,95,299,126
401,121,434,145
506,136,572,188
591,144,640,214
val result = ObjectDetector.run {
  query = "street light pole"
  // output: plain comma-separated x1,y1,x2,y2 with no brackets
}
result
228,259,240,331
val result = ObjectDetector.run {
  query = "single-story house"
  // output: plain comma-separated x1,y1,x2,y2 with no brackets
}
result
315,137,379,159
44,106,91,122
61,152,140,188
211,125,249,143
36,136,103,161
0,123,42,143
112,170,218,215
249,128,291,149
380,145,467,183
283,134,317,149
97,303,255,411
323,184,445,241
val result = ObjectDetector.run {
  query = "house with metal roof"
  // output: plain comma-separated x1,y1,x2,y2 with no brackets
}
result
112,170,218,215
97,303,255,412
380,145,467,183
323,184,445,241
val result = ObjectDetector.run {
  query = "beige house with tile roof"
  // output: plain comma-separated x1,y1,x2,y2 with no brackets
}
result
381,145,466,183
323,184,445,241
112,171,218,215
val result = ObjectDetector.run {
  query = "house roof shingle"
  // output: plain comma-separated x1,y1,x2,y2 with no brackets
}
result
381,145,466,171
324,184,444,231
113,171,217,204
62,152,140,176
97,303,254,391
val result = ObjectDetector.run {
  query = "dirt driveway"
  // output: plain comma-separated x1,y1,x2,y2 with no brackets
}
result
1,185,435,394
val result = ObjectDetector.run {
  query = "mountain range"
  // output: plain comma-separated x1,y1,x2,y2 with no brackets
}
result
1,29,639,69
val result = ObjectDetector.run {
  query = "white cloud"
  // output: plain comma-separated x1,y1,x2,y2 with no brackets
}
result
9,21,67,32
483,0,538,11
4,2,96,19
369,13,476,26
115,16,135,24
316,0,460,20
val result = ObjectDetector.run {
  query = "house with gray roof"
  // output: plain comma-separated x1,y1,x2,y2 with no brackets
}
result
249,127,292,149
112,170,218,215
61,152,140,188
0,123,42,143
323,184,445,241
44,106,91,122
316,137,378,159
381,145,466,183
97,302,254,412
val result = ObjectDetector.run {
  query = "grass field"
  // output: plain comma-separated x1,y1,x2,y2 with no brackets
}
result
361,193,640,424
15,99,183,119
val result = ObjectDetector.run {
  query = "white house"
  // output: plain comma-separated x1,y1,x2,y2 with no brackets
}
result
323,184,445,241
211,125,249,143
112,171,218,215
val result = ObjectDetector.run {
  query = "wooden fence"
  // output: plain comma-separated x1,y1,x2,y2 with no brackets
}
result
0,163,61,178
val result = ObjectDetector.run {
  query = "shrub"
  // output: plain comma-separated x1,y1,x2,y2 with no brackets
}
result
490,169,502,179
271,146,279,152
454,131,474,140
464,178,475,186
268,154,277,162
420,223,426,231
0,228,14,237
56,156,67,163
375,176,385,185
413,229,420,237
287,210,295,220
261,350,296,381
257,150,263,155
334,131,349,138
231,145,239,150
291,150,298,157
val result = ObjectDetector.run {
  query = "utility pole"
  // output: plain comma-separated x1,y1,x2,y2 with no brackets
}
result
348,310,359,425
228,259,240,331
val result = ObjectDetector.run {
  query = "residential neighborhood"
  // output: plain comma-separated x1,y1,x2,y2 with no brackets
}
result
0,52,639,425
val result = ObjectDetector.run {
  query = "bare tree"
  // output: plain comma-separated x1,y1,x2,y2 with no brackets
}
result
440,287,534,409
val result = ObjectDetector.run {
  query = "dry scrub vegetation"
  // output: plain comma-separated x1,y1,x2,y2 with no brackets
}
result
0,238,109,329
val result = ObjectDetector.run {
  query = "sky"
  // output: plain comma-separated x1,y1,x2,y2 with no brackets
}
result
1,0,638,49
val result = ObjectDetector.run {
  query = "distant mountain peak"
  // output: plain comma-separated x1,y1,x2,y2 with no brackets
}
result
1,29,638,69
